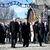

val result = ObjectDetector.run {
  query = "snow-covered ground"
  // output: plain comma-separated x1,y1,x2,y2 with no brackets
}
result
0,43,50,50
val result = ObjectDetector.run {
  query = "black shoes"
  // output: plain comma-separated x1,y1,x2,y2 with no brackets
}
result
40,43,42,46
11,46,15,48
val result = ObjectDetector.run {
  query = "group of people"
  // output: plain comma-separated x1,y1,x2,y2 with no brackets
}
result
33,21,49,46
0,18,49,48
9,18,30,48
8,18,49,47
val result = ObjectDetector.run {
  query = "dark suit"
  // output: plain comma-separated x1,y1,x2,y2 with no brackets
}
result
22,22,30,47
37,22,45,46
10,21,19,48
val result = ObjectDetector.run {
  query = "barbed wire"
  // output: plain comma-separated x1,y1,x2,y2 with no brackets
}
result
0,1,30,8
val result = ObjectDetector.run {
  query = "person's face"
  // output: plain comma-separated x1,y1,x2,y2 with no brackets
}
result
13,18,16,22
44,22,47,26
39,18,41,23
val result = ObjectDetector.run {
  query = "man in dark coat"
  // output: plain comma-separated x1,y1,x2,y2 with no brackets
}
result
33,21,44,46
37,22,45,46
15,20,19,43
9,18,19,48
22,21,30,47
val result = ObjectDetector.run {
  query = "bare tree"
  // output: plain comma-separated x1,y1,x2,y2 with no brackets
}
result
0,7,14,24
0,7,9,19
0,7,14,19
9,9,14,19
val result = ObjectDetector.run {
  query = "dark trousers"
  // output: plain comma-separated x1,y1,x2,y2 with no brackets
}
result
38,34,42,46
19,32,22,43
33,32,36,43
23,38,29,47
11,37,16,47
